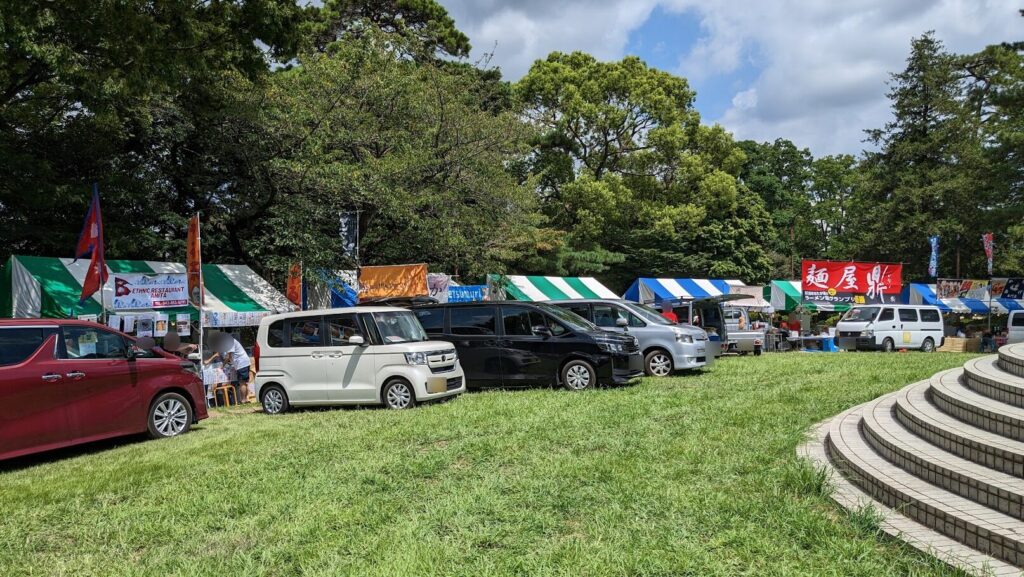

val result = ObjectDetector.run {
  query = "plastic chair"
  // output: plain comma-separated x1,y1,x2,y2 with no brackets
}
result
214,382,238,407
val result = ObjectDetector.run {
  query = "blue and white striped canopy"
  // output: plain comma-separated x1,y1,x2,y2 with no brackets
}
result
907,283,1024,314
623,278,737,304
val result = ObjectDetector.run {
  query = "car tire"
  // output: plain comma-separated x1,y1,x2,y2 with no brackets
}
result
261,385,289,415
644,349,674,377
382,379,416,409
148,392,193,439
882,337,895,353
921,337,935,353
561,359,596,391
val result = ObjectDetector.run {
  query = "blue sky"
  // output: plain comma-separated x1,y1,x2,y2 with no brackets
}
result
439,0,1020,156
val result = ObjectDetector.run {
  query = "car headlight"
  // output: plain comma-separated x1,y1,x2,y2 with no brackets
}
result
597,341,625,353
676,334,694,344
860,330,873,337
404,352,428,365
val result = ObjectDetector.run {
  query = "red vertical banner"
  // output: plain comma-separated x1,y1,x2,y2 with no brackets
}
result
186,215,204,307
77,187,107,304
801,260,902,305
286,263,303,308
982,232,994,275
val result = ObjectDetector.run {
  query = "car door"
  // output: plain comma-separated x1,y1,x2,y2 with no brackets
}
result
898,308,921,347
498,305,561,387
448,306,502,386
323,313,377,403
875,307,897,344
0,328,70,456
281,316,331,403
59,325,142,440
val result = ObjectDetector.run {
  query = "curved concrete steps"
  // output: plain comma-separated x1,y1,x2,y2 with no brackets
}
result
800,344,1024,575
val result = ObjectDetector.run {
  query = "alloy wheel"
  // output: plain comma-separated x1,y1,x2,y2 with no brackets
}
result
649,354,672,377
153,398,188,437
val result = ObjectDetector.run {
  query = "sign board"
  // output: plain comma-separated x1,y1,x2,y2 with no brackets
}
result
427,273,451,303
448,285,488,303
358,264,428,302
801,260,902,305
112,273,188,310
937,279,991,300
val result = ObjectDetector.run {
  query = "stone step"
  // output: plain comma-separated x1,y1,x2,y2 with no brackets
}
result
1001,343,1024,379
930,369,1024,443
963,355,1024,408
826,402,1024,567
894,380,1024,478
862,393,1024,519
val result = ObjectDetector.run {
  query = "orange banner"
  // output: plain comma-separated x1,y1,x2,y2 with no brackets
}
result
358,264,429,302
186,214,203,307
286,263,303,308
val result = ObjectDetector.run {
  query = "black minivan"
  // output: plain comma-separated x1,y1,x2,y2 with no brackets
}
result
413,301,643,390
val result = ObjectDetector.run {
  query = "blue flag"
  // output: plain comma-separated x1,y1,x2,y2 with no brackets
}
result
928,235,939,278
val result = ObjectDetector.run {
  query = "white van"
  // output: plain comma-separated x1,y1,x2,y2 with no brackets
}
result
836,304,944,352
253,307,466,412
1009,310,1024,345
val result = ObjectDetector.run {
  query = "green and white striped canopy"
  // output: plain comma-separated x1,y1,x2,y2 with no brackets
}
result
0,255,295,327
488,274,618,301
765,279,851,313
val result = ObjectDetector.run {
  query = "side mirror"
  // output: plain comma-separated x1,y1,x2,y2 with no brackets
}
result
615,317,629,328
533,326,553,337
348,335,366,346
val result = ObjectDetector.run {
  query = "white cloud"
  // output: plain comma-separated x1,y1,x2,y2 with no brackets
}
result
439,0,1022,155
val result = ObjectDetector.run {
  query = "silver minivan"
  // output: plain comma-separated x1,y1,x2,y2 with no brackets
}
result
550,299,710,376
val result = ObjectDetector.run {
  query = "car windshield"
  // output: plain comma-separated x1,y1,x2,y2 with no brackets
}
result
622,302,673,325
536,303,599,332
842,307,880,322
372,311,428,343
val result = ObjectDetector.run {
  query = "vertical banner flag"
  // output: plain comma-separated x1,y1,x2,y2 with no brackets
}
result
928,235,939,277
186,214,204,307
76,184,108,304
340,211,359,262
286,263,303,308
982,232,994,275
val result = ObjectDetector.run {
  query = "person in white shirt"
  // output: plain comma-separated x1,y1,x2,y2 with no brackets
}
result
214,332,252,402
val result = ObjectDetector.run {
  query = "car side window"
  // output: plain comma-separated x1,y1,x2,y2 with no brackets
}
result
0,328,56,366
920,309,941,323
287,318,323,347
267,320,286,347
898,309,918,322
61,327,128,359
878,308,894,322
414,308,445,335
1012,314,1024,327
591,304,623,328
543,314,569,337
563,304,591,321
325,314,363,346
450,307,496,336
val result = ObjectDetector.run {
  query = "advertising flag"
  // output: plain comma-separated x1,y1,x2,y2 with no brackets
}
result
286,263,303,308
928,235,939,277
77,186,107,304
186,214,204,307
340,211,359,261
358,264,428,302
983,232,994,275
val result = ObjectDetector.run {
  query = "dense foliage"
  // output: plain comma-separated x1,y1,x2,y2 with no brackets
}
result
0,3,1020,287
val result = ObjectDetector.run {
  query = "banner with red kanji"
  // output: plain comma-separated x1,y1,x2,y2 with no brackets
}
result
801,260,902,306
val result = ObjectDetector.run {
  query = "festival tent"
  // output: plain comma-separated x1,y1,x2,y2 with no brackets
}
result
0,255,295,326
726,282,772,310
906,283,1024,314
488,275,618,301
763,279,852,313
622,278,734,304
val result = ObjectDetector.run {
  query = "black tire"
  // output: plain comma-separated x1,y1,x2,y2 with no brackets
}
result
382,379,416,409
260,385,289,415
921,337,935,353
561,359,596,391
644,349,674,377
882,338,895,353
148,392,193,439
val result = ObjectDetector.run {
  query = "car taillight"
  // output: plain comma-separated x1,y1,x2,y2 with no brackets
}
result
253,342,260,372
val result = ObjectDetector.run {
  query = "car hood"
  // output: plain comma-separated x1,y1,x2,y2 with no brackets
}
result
397,341,458,354
836,321,871,331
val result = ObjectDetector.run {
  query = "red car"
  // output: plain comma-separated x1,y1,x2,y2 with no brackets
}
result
0,319,208,461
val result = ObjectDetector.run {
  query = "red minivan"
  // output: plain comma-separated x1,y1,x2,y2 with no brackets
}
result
0,319,208,461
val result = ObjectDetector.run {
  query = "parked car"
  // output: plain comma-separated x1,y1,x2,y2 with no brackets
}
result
722,306,767,355
253,306,465,413
412,301,643,390
0,319,208,461
548,298,710,376
835,304,944,352
1010,310,1024,345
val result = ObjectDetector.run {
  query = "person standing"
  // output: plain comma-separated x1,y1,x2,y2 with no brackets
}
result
215,332,252,403
660,298,678,323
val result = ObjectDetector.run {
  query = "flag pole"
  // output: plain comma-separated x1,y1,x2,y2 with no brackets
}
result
197,212,205,372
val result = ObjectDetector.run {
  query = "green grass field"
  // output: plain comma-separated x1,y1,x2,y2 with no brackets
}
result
0,353,982,576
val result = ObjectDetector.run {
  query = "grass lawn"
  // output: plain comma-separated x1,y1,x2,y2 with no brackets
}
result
0,352,983,576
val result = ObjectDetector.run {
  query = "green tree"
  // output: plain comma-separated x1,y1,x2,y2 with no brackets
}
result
309,0,470,58
809,154,860,258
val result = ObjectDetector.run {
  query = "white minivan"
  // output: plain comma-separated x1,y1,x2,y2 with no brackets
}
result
253,307,466,412
1009,310,1024,345
836,304,945,352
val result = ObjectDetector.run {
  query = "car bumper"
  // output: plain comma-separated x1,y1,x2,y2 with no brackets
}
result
604,351,644,384
412,367,467,401
672,341,709,369
837,337,879,351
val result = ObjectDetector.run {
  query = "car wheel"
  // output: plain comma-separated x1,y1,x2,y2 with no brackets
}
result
921,337,935,353
383,379,416,409
148,392,193,439
261,385,289,415
644,350,673,377
561,359,595,391
882,338,895,353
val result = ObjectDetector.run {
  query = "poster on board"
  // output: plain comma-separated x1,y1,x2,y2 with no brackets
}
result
112,273,188,310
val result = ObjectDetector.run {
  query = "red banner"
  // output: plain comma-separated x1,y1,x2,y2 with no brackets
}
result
286,263,303,308
801,260,902,305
